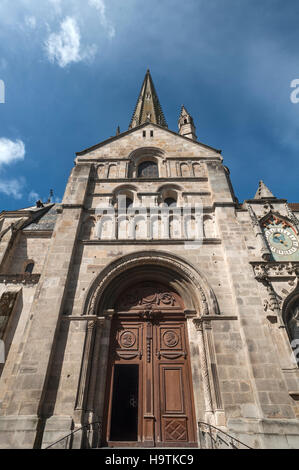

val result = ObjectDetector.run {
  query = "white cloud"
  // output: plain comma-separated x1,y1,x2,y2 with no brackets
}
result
0,1,115,67
48,0,62,14
28,190,39,202
0,178,25,200
0,138,25,167
45,17,81,67
45,16,97,67
88,0,115,38
25,15,37,29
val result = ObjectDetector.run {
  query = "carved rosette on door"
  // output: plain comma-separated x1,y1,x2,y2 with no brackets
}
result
104,282,197,447
115,327,143,360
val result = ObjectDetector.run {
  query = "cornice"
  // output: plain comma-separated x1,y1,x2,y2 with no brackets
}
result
0,274,41,285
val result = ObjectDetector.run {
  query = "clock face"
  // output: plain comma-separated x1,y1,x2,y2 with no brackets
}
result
265,227,299,256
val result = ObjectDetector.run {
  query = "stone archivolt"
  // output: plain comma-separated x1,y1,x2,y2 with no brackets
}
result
84,251,220,318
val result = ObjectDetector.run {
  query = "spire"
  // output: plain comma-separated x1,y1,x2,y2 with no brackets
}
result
178,105,197,141
129,69,168,129
254,180,275,199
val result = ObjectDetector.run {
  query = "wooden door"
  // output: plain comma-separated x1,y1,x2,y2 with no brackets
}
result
104,282,197,447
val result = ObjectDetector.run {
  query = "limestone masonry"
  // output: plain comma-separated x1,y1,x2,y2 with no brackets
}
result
0,70,299,449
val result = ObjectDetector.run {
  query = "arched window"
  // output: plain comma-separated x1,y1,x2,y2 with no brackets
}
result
24,262,34,274
164,198,177,208
126,197,133,209
137,161,158,178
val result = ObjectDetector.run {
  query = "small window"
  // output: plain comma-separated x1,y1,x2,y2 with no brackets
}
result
184,119,188,124
150,130,154,137
137,161,159,178
143,131,146,138
164,198,177,208
126,197,133,209
25,262,34,274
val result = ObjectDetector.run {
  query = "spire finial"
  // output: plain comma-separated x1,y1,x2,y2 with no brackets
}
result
254,180,275,199
47,189,54,204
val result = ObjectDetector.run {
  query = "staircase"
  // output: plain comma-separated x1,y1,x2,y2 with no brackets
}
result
198,421,252,449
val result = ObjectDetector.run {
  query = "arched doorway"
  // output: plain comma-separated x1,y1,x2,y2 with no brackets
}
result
103,281,197,447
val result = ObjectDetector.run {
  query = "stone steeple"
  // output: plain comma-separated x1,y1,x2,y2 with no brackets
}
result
178,105,197,141
129,69,168,129
254,180,275,199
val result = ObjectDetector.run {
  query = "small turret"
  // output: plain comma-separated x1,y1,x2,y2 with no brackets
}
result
254,180,275,200
178,105,197,141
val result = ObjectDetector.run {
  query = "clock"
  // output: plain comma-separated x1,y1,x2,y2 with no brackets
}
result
265,226,299,256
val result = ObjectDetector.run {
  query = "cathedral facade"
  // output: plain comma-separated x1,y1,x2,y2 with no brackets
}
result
0,70,299,449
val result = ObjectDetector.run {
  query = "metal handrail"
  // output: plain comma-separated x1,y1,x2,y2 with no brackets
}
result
44,421,102,449
198,421,252,449
45,419,251,449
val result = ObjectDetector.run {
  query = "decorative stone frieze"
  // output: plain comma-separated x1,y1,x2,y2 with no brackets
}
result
0,274,40,285
252,262,299,281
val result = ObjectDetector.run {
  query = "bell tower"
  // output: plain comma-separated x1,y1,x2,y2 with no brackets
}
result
178,105,197,141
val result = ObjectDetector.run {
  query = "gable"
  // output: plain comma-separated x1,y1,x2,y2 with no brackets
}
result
76,123,221,162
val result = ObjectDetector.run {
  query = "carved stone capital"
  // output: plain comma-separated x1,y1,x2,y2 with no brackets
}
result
193,318,203,332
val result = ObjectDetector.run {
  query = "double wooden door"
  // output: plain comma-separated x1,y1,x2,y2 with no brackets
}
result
104,283,197,447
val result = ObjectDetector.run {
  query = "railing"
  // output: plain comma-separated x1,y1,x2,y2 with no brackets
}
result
198,421,252,449
45,420,252,449
44,421,102,449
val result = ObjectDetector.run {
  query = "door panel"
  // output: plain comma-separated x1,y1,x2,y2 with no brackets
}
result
163,417,188,442
162,367,184,413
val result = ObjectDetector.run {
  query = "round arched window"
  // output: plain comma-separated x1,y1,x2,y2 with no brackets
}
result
25,262,34,274
126,197,133,209
137,161,158,178
164,198,177,208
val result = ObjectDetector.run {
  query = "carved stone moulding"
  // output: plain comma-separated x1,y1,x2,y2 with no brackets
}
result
116,283,183,311
0,273,40,285
251,262,299,281
84,251,221,318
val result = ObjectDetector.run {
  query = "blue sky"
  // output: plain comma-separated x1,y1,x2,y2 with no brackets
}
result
0,0,299,211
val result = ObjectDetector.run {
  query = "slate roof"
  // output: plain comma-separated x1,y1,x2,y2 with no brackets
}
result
23,204,60,231
289,203,299,212
129,69,168,129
